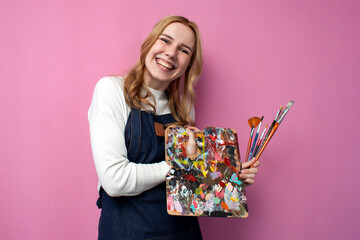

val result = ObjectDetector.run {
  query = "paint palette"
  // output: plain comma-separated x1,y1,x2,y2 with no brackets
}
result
165,125,248,218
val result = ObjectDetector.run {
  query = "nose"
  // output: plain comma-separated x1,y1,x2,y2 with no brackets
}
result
165,44,177,58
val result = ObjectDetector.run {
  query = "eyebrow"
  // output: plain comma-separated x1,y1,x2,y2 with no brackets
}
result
160,34,193,53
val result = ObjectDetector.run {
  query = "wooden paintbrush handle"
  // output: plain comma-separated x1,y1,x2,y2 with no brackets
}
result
245,137,252,162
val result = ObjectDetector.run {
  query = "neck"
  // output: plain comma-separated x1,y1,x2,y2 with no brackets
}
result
143,70,171,92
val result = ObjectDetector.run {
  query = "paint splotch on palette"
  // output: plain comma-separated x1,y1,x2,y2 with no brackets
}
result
165,125,248,218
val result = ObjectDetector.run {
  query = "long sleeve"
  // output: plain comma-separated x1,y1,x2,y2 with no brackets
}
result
88,77,170,197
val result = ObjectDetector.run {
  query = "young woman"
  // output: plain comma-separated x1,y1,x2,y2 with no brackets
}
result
88,15,260,240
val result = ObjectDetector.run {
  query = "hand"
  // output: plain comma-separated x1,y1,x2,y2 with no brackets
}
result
185,125,201,133
185,125,200,156
240,157,260,186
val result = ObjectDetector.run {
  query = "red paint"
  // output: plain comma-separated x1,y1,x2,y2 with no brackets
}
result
209,134,216,141
180,145,186,152
184,174,196,182
224,157,231,166
219,181,225,188
218,142,236,146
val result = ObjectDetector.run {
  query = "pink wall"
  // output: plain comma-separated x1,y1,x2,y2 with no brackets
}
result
1,0,359,239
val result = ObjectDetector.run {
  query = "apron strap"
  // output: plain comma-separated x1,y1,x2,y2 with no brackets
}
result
127,108,142,162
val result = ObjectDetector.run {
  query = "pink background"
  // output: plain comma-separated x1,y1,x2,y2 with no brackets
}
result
1,0,359,239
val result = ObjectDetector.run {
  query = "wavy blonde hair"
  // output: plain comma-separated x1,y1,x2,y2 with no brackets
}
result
124,15,203,125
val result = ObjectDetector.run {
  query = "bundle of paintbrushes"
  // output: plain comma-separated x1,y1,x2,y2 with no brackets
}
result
245,101,294,166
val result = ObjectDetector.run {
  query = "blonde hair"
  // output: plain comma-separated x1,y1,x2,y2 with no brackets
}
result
123,15,203,125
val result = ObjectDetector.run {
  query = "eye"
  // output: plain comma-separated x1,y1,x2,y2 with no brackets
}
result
160,38,169,44
180,48,190,55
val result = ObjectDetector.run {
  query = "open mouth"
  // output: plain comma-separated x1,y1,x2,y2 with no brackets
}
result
156,58,175,70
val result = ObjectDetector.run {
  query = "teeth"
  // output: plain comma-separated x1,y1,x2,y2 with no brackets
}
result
157,59,173,70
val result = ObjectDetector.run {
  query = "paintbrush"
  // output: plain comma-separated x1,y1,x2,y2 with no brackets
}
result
277,101,294,124
245,117,261,162
256,105,283,156
253,101,294,164
257,103,293,157
252,124,267,158
248,116,263,161
275,106,283,121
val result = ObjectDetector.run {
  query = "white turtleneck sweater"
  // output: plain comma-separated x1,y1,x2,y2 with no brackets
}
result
88,76,194,197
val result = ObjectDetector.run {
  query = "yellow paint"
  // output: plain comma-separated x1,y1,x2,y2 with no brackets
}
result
210,163,217,172
231,196,239,202
193,161,199,168
180,159,188,165
195,187,203,195
201,134,205,161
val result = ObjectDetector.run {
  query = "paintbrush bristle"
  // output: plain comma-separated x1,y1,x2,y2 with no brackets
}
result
248,117,261,128
277,101,295,124
286,101,294,108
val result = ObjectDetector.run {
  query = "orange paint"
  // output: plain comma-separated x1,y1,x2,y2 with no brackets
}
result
221,202,229,210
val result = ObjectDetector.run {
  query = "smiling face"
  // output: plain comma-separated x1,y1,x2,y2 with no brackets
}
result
143,22,196,91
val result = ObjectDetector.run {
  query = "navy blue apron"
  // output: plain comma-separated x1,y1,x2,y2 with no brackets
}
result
97,108,202,240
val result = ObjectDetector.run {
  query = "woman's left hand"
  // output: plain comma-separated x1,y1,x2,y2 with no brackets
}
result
240,158,260,186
